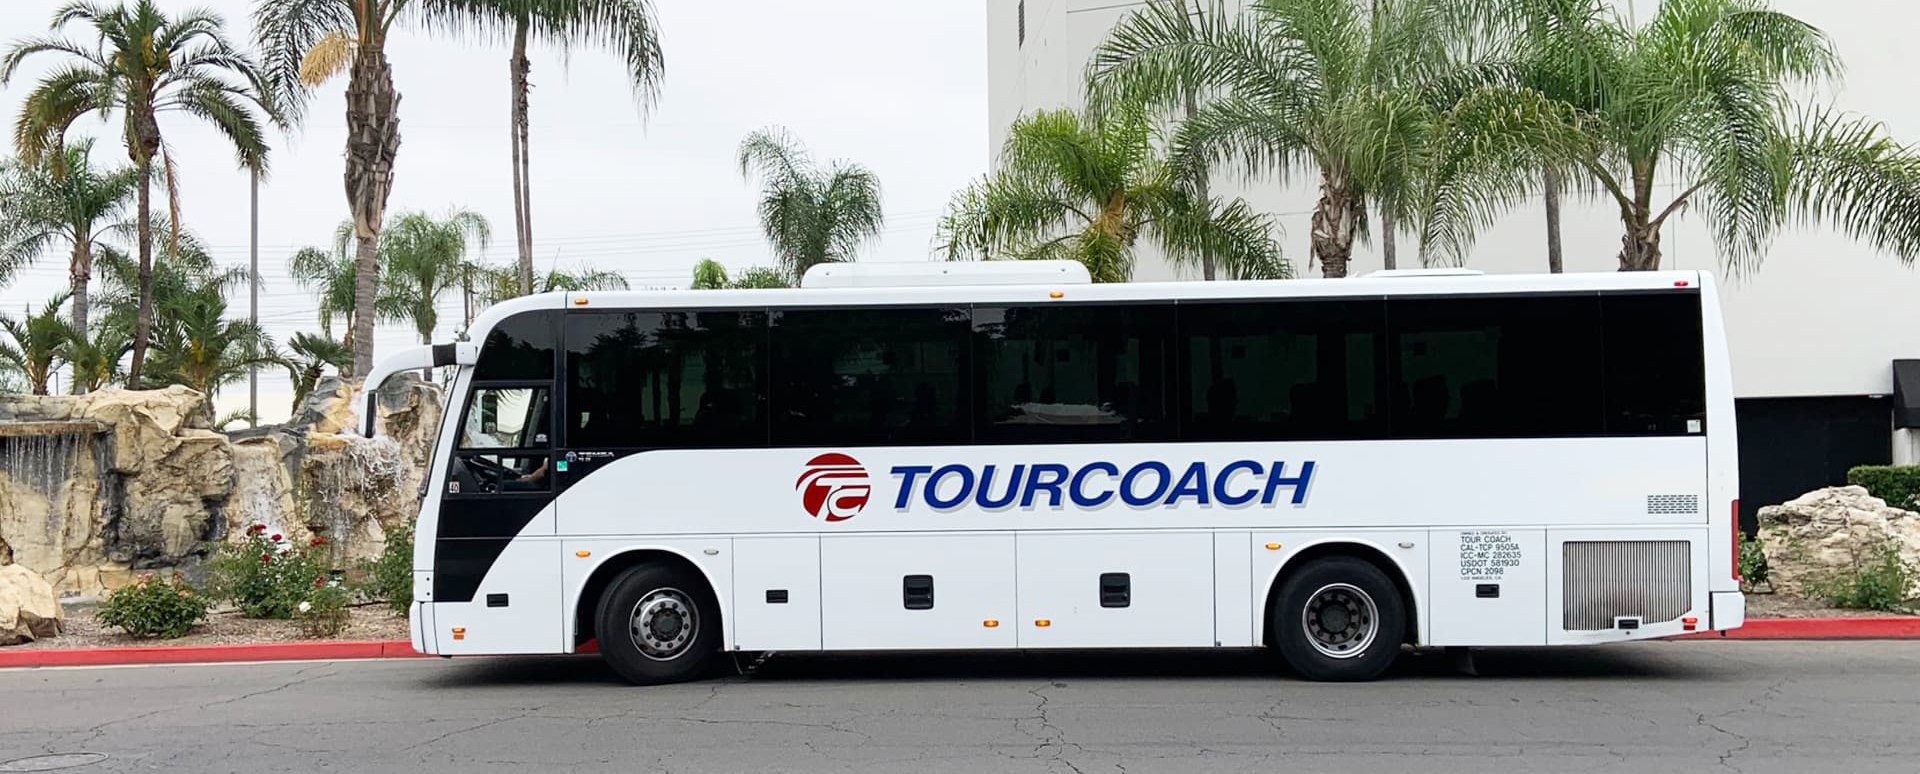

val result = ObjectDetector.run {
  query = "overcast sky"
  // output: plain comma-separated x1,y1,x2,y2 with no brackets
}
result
0,0,986,419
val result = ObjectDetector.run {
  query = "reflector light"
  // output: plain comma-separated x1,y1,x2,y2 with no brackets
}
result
1682,616,1699,631
1035,619,1051,627
575,550,591,558
1674,280,1690,287
451,627,466,640
983,620,999,628
1048,291,1064,299
1265,543,1281,550
573,298,589,305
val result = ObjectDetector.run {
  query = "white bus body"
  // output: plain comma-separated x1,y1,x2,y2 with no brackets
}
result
362,266,1744,683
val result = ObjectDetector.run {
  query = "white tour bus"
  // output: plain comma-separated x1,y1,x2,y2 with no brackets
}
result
360,261,1744,684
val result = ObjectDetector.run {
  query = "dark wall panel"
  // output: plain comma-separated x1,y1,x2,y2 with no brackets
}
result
1735,396,1891,532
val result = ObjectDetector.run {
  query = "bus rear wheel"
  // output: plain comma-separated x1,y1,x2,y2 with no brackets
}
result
595,563,719,685
1271,556,1405,682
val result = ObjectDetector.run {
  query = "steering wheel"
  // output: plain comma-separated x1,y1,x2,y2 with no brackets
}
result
462,455,514,493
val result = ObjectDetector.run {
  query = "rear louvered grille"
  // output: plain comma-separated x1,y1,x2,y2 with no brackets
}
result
1562,541,1691,631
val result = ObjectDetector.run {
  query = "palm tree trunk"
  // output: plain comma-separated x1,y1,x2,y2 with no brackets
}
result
1310,172,1357,278
1543,168,1564,273
1380,208,1397,270
128,154,155,389
69,239,91,394
345,45,402,378
1184,96,1214,281
1618,220,1662,271
510,17,535,297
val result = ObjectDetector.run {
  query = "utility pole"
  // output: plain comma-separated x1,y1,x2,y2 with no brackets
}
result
248,167,259,427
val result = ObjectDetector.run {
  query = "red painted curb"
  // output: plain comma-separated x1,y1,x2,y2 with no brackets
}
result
1674,617,1920,640
0,640,427,668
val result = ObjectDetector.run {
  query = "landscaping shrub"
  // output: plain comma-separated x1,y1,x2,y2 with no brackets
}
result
209,525,330,619
358,522,414,617
98,574,210,639
1803,539,1918,612
1738,530,1770,592
297,579,352,638
1847,465,1920,511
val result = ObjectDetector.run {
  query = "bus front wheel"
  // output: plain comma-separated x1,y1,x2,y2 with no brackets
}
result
1271,556,1405,682
595,562,720,685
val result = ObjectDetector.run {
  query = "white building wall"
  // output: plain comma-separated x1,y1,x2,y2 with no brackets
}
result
986,0,1920,400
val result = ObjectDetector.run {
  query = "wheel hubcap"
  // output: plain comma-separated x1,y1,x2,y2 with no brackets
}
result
1302,583,1379,659
629,588,698,661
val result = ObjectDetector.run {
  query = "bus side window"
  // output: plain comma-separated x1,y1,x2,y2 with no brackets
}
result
453,386,551,494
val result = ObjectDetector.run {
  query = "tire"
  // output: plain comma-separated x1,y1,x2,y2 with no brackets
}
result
1270,556,1406,682
594,562,720,685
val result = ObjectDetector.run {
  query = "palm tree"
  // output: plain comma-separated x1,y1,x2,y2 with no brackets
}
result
1476,0,1920,272
689,258,789,289
65,322,131,392
0,294,77,395
255,0,420,378
287,221,362,339
4,0,274,387
737,127,885,281
936,107,1288,283
284,330,351,413
1088,0,1511,276
466,262,629,314
0,139,140,335
443,0,663,295
378,209,491,347
143,273,279,422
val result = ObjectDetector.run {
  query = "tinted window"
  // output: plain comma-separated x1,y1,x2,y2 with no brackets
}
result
1389,295,1603,438
1603,293,1706,434
459,386,551,449
770,307,970,445
974,304,1173,442
474,310,556,380
1181,300,1385,440
566,310,768,448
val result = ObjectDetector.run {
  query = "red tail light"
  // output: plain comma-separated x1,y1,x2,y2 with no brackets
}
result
1731,499,1742,581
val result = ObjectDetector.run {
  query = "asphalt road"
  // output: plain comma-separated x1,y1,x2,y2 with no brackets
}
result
0,642,1915,774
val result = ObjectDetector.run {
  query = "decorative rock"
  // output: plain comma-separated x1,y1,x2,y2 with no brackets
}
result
0,563,62,645
1757,486,1920,598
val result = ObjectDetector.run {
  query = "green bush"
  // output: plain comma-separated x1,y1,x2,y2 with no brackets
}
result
357,523,414,617
209,525,331,619
1738,530,1771,590
1804,539,1919,612
98,574,210,639
1847,465,1920,511
297,581,352,638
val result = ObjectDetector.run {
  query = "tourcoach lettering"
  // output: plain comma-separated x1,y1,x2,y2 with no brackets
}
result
886,460,1315,511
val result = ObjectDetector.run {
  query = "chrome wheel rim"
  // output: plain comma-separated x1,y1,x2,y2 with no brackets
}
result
629,588,698,661
1301,583,1379,659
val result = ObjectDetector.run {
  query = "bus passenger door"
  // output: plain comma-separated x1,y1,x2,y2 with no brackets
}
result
1015,532,1215,648
819,535,1017,650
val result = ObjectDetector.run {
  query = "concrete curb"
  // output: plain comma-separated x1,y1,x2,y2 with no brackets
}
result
1673,617,1920,640
0,640,427,668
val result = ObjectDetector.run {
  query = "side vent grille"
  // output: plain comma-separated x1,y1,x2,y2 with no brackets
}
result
1563,541,1691,631
1646,494,1700,515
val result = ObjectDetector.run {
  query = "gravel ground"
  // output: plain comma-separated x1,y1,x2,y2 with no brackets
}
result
9,603,410,649
1743,591,1912,618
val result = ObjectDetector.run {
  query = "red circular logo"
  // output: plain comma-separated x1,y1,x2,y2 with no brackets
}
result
796,453,871,522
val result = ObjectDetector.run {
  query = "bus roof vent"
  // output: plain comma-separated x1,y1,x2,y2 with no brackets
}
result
1361,268,1486,278
800,260,1092,289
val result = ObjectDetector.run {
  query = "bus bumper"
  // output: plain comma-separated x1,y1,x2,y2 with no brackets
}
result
1711,591,1746,631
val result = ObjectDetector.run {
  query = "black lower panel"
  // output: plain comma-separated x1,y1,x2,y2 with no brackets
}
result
434,538,516,603
1735,396,1890,533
